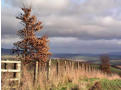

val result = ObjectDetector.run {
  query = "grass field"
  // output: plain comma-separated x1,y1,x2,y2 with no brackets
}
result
1,55,121,90
2,65,121,90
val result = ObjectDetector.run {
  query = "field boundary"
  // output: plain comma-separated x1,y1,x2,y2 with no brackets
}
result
1,60,21,84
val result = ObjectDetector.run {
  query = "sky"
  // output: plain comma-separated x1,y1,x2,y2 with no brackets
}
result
1,0,121,54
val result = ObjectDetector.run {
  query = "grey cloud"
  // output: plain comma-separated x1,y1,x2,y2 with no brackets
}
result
50,37,121,53
2,0,121,53
4,0,70,11
2,8,121,40
2,5,121,39
41,15,121,40
1,6,20,38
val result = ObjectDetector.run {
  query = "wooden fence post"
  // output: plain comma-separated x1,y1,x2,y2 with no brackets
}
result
46,59,51,80
34,61,39,84
82,63,84,69
77,62,79,69
56,60,59,76
64,60,67,71
36,61,38,82
73,62,74,69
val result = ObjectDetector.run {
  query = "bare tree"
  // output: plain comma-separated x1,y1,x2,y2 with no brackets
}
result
100,55,111,74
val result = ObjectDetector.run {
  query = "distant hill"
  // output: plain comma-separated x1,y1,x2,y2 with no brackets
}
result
109,52,121,55
1,48,121,65
1,48,13,55
1,48,121,60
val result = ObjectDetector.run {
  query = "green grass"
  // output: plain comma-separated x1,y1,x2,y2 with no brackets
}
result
100,79,121,90
79,78,121,90
110,67,121,74
39,82,78,90
91,64,121,74
42,78,121,90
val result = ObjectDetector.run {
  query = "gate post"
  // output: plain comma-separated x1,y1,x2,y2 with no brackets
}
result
17,61,21,84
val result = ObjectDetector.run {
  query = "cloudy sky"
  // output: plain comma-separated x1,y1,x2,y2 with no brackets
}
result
1,0,121,54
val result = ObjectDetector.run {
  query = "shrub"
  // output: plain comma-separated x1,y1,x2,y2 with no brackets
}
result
100,55,111,74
